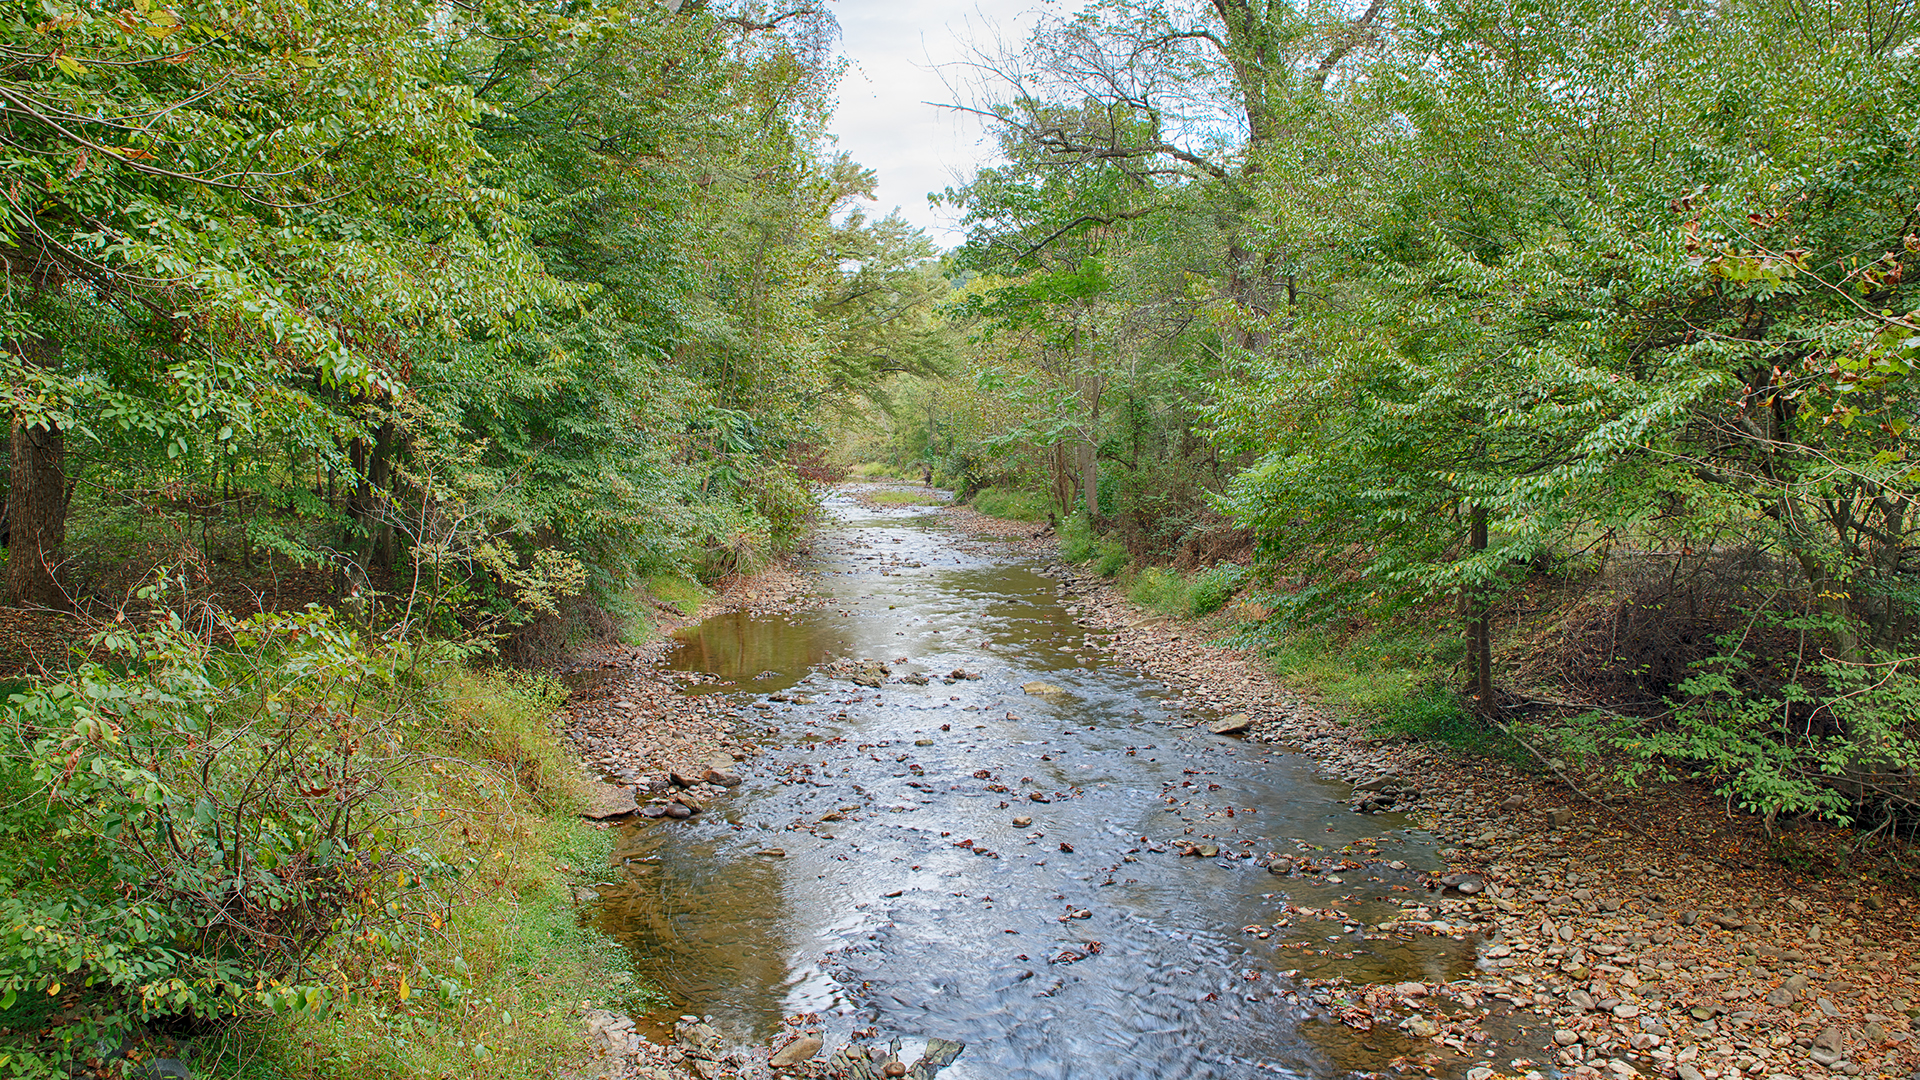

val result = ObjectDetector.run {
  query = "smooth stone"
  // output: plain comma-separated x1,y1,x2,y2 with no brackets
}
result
1022,681,1068,696
770,1036,824,1068
1013,816,1033,827
664,802,693,819
1209,713,1253,735
580,782,640,820
1407,1016,1441,1038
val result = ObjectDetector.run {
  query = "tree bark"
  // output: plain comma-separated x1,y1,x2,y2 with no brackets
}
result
6,415,70,608
5,329,70,608
1468,504,1493,710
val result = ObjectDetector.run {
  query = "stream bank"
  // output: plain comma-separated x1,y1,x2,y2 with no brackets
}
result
934,502,1920,1080
557,486,1919,1080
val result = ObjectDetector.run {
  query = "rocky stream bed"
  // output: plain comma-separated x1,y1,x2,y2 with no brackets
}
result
556,485,1920,1080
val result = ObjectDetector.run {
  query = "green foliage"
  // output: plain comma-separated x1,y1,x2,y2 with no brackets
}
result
1370,687,1521,764
1187,563,1247,617
969,487,1050,522
1058,511,1099,564
1092,541,1130,579
1128,562,1246,618
1606,622,1920,826
0,601,617,1077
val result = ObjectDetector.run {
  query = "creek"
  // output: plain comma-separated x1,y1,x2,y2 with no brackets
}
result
587,491,1483,1079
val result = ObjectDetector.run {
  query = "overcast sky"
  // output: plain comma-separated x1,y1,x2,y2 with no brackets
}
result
827,0,1052,249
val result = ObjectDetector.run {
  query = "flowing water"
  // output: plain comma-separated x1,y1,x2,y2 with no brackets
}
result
587,491,1489,1079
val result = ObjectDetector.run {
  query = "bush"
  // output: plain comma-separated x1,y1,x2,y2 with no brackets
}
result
1187,562,1246,617
1059,511,1097,563
1612,636,1920,827
970,487,1050,522
1092,539,1130,578
0,602,587,1076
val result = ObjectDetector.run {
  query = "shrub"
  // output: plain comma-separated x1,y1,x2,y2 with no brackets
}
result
1059,511,1097,563
0,604,496,1073
1187,562,1246,617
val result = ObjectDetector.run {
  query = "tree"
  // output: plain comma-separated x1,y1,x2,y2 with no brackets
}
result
2,0,553,605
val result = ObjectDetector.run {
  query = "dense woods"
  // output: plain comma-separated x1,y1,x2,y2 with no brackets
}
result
4,0,1920,1073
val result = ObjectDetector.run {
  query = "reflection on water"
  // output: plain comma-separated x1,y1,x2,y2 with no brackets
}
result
590,495,1487,1079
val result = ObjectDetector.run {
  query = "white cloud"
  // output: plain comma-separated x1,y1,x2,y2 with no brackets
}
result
827,0,1051,249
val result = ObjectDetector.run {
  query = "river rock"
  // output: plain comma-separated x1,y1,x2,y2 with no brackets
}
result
1209,713,1252,735
1013,816,1033,827
702,768,743,787
1545,807,1576,828
771,1036,824,1068
1407,1016,1441,1038
581,782,640,820
1811,1026,1845,1066
1023,681,1068,696
664,802,693,819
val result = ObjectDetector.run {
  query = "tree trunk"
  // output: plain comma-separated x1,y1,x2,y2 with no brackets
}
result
6,415,70,608
1467,504,1493,710
5,328,70,608
1051,443,1075,520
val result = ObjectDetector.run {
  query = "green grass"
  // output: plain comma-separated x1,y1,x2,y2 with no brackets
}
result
1258,626,1458,715
1252,622,1527,763
970,487,1050,522
646,573,708,617
1128,563,1247,618
847,461,910,480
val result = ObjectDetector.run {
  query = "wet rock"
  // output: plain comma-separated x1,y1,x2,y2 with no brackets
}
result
1022,680,1068,697
639,803,669,818
1196,844,1220,858
1209,713,1253,735
1439,872,1486,895
702,768,743,787
771,1035,824,1068
664,802,694,819
669,770,701,788
1407,1016,1441,1038
1013,816,1033,827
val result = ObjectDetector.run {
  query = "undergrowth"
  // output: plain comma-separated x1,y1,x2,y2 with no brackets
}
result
969,487,1050,522
0,607,622,1080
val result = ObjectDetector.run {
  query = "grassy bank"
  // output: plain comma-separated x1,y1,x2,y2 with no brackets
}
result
1049,518,1518,764
0,613,622,1080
